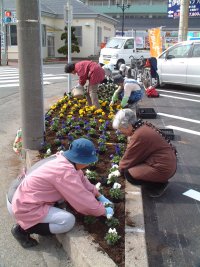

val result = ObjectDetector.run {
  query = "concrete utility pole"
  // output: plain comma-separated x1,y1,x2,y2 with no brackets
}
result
16,0,44,150
0,0,8,65
178,0,190,42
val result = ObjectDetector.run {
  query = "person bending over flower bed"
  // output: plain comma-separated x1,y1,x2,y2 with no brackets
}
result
65,61,105,108
112,109,177,197
7,138,113,248
110,74,143,108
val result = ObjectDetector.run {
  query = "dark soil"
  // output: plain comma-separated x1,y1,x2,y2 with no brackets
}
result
40,93,126,267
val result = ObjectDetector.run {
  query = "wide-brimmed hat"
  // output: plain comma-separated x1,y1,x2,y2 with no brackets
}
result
113,74,124,84
63,138,98,164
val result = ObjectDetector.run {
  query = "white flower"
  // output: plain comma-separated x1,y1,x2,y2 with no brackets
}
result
46,148,51,155
95,182,101,190
106,213,112,219
108,170,120,179
85,169,91,175
113,182,121,189
108,228,117,234
111,164,119,170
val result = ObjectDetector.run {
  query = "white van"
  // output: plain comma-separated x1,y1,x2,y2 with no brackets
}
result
99,37,150,69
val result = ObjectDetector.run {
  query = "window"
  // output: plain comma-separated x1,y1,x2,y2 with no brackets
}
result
97,26,102,46
10,25,17,46
41,24,46,47
124,39,134,49
192,44,200,57
74,26,82,46
167,44,192,58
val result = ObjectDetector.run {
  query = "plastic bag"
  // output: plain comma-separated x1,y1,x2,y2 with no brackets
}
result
13,128,23,156
145,86,159,98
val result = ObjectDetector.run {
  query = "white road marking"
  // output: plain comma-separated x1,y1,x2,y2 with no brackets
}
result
160,94,200,103
157,89,200,98
0,76,66,83
0,81,51,88
166,125,200,136
183,189,200,202
158,113,200,124
125,227,145,233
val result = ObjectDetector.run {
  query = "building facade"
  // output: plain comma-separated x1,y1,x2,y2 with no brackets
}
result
1,0,117,61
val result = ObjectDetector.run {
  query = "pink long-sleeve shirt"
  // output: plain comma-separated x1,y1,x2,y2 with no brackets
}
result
12,153,105,230
75,60,105,86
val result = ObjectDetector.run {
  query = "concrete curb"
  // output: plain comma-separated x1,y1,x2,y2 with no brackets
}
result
25,150,148,267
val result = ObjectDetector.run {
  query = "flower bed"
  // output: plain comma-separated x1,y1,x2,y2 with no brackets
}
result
40,84,126,267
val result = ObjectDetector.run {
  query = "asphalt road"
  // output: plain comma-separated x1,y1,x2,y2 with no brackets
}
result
141,85,200,267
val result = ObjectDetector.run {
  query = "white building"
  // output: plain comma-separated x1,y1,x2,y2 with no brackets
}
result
1,0,117,61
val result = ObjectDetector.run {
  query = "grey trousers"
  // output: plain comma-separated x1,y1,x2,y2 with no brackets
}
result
86,84,100,108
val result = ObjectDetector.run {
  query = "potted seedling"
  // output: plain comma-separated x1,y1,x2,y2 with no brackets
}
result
109,183,124,203
105,217,120,228
105,228,121,246
107,170,121,185
85,169,98,184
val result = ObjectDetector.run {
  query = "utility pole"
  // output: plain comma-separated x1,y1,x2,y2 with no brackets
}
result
178,0,190,42
64,0,73,93
16,0,44,150
0,0,8,65
117,2,130,37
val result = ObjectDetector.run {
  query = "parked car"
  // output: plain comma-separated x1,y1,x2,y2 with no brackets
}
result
157,40,200,88
99,37,150,69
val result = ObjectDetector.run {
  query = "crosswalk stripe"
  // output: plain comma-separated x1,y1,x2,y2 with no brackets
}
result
0,76,66,83
0,67,67,87
0,81,51,88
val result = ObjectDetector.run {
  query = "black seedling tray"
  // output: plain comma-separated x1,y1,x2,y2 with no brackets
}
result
137,108,157,119
159,129,175,140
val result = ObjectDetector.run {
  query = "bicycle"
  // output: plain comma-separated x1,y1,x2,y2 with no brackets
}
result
129,55,146,81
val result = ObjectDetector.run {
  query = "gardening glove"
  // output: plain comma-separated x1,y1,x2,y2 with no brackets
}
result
97,195,113,206
121,96,129,108
105,207,114,219
110,92,118,106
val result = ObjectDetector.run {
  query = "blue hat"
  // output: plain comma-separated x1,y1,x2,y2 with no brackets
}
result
63,138,98,164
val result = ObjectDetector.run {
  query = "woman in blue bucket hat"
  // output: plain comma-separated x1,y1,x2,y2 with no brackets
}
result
7,138,113,248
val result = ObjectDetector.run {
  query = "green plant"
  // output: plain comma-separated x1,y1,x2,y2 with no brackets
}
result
117,134,126,143
107,170,121,184
105,228,121,246
85,169,98,182
105,217,120,228
111,155,121,165
109,188,124,200
84,216,97,225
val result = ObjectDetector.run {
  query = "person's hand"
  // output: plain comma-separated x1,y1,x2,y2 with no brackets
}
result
97,195,113,206
105,207,114,219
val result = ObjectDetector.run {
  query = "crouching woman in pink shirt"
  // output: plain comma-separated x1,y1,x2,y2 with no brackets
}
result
7,138,113,248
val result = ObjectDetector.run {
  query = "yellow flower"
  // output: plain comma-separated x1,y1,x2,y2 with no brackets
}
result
117,105,121,109
67,115,72,118
99,119,105,123
101,112,105,116
59,113,64,118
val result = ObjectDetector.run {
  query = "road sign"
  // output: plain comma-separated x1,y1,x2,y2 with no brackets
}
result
168,0,200,18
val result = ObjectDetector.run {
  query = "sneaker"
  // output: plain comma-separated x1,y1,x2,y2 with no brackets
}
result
145,182,169,198
11,224,38,248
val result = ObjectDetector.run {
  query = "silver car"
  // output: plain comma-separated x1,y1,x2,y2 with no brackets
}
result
157,40,200,88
